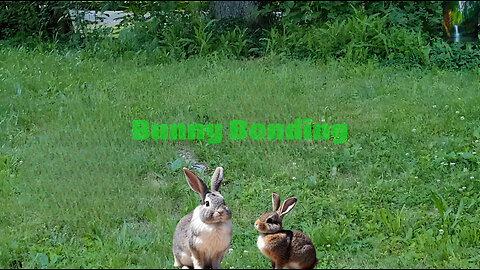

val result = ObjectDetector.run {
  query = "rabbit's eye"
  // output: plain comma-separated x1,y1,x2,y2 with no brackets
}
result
205,201,210,207
266,218,272,223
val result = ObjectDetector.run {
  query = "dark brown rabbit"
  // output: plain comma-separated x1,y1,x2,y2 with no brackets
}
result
254,192,318,269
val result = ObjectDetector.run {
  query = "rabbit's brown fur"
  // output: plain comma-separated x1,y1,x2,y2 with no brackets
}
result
255,192,318,269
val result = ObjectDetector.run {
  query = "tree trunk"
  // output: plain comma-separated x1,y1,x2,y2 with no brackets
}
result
48,3,75,37
209,1,266,27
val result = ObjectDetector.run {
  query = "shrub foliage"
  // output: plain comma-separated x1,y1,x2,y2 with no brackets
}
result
1,1,479,69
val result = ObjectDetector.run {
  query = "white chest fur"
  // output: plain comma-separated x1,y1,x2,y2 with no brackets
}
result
257,235,266,251
191,209,232,258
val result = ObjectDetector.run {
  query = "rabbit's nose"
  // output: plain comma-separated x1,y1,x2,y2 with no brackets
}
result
216,208,225,216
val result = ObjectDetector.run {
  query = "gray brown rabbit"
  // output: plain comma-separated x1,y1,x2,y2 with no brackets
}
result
173,167,232,269
254,192,318,269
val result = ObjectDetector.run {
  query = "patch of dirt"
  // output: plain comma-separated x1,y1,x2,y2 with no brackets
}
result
178,149,209,174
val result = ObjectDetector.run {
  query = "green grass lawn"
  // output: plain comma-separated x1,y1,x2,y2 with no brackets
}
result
1,48,480,269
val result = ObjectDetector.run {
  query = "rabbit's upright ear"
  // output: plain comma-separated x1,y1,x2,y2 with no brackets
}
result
272,192,281,212
183,168,208,201
210,167,224,192
278,197,297,218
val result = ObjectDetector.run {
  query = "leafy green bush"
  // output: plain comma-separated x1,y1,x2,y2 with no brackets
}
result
258,1,363,25
259,1,443,37
72,1,452,69
430,40,480,70
362,1,443,37
75,9,255,61
0,1,89,42
259,9,430,65
1,1,479,70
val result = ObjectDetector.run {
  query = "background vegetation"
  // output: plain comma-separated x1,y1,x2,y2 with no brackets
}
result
1,1,480,269
1,1,480,69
